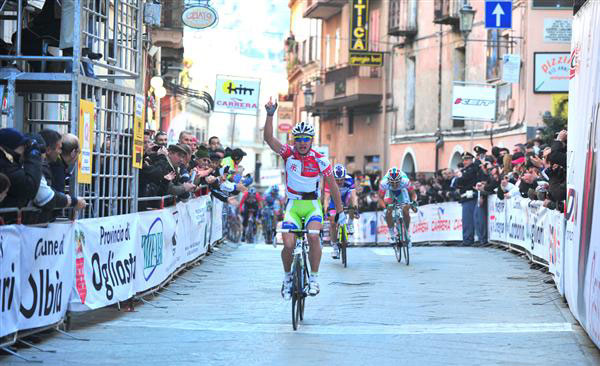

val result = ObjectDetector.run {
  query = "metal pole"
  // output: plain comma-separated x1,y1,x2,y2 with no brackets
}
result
16,0,22,56
230,113,236,147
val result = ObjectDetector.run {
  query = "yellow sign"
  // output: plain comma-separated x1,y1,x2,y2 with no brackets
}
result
133,94,144,169
349,51,384,67
350,0,369,51
78,100,95,185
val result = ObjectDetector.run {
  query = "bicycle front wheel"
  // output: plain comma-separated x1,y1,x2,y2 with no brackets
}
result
402,223,410,266
291,259,302,330
340,226,348,268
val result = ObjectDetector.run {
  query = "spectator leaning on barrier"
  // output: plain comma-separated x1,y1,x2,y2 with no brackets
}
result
140,144,196,199
0,128,42,209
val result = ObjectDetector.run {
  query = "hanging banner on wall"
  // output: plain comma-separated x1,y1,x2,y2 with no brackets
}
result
533,52,570,93
451,83,498,121
350,0,369,51
18,224,74,331
0,226,21,337
133,94,144,169
277,101,293,132
78,100,95,184
214,76,261,116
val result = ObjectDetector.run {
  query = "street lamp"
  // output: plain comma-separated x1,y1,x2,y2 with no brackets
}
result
303,83,314,112
459,3,476,42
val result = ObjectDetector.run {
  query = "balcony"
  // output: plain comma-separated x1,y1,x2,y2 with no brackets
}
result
314,65,382,109
304,0,346,19
433,0,460,25
388,0,418,37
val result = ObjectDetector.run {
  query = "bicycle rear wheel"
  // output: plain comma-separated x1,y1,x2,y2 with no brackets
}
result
402,223,410,266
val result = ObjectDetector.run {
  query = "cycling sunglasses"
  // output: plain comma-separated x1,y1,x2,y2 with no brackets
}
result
294,136,312,143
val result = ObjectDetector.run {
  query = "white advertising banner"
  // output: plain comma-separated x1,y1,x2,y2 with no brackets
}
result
526,201,549,261
18,224,74,331
409,202,463,243
69,215,138,311
567,0,600,348
351,212,377,244
502,54,521,84
488,196,507,242
210,198,223,243
214,75,261,116
533,52,570,93
0,226,21,337
543,18,572,43
451,84,497,121
546,210,565,296
136,209,178,292
505,196,527,248
183,197,210,262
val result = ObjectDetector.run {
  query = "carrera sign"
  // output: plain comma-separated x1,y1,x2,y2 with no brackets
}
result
451,83,497,121
182,5,218,30
214,76,261,116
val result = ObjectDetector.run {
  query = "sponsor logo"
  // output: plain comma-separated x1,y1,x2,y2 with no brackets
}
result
569,43,580,80
222,81,255,96
74,230,87,304
34,235,65,260
141,218,164,281
454,98,495,107
566,187,577,223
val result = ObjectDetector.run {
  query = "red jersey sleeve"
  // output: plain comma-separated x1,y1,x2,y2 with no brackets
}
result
279,144,293,159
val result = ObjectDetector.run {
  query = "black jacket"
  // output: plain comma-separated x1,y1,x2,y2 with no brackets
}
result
453,163,481,201
0,145,42,208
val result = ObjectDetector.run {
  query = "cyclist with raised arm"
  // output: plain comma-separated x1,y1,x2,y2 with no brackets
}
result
263,99,346,299
379,167,418,246
325,164,359,259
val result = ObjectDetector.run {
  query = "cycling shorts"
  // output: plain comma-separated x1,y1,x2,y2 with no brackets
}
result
282,199,323,230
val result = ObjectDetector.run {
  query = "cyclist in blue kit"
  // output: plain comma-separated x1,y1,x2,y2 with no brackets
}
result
325,164,359,259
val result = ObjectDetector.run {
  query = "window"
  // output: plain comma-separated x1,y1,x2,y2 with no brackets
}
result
486,30,509,81
335,28,340,65
405,56,416,130
302,40,308,65
452,119,465,128
325,35,331,68
346,156,355,165
369,8,380,51
454,47,465,81
348,109,354,135
532,0,573,8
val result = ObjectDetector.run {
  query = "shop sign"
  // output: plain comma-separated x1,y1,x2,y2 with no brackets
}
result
533,52,570,93
182,4,218,30
350,0,370,51
349,51,383,67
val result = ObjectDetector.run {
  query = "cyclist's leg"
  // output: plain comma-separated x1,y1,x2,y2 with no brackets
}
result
402,204,411,229
303,200,324,273
384,194,394,232
282,200,302,272
328,208,339,258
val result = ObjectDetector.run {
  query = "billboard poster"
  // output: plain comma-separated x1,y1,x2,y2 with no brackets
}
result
214,76,261,116
533,52,570,93
451,83,497,121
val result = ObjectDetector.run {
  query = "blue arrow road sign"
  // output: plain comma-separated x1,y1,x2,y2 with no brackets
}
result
485,0,512,29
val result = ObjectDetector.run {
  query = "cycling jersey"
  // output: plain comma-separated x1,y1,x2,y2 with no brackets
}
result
240,192,262,213
264,191,283,211
279,144,332,200
379,172,413,204
328,174,355,210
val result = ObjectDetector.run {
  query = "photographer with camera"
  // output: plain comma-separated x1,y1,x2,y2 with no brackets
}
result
0,128,42,209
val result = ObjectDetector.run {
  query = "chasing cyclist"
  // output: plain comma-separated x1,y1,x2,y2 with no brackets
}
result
379,167,418,246
324,164,359,259
263,98,346,299
239,187,263,242
263,185,284,244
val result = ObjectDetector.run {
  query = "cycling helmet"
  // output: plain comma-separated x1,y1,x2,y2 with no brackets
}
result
271,185,279,192
291,121,315,137
249,187,256,195
387,167,402,182
333,164,346,179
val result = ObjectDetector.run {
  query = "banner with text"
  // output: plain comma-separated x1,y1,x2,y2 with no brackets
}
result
0,226,21,337
18,224,74,331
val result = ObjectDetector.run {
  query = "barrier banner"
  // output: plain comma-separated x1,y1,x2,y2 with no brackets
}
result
210,198,223,244
18,224,74,331
409,202,462,243
69,215,138,311
0,226,21,337
547,209,565,295
488,196,507,242
136,209,178,292
351,211,377,244
505,196,527,248
184,197,210,262
567,0,600,347
376,211,393,243
526,201,549,261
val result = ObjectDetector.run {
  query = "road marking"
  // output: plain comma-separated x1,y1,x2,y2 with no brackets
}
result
105,319,573,335
371,248,395,256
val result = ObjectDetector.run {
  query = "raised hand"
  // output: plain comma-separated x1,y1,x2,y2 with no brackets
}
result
265,97,278,116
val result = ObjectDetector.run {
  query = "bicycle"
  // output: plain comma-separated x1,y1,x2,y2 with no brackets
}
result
244,209,258,243
336,207,358,268
224,205,242,243
262,206,276,245
390,202,411,265
278,226,320,331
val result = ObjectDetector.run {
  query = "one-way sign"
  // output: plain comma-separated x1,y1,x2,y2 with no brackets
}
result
485,0,512,29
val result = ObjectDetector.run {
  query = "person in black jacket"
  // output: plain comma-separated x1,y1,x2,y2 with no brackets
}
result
140,144,196,200
451,152,481,246
0,128,42,210
49,133,79,194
